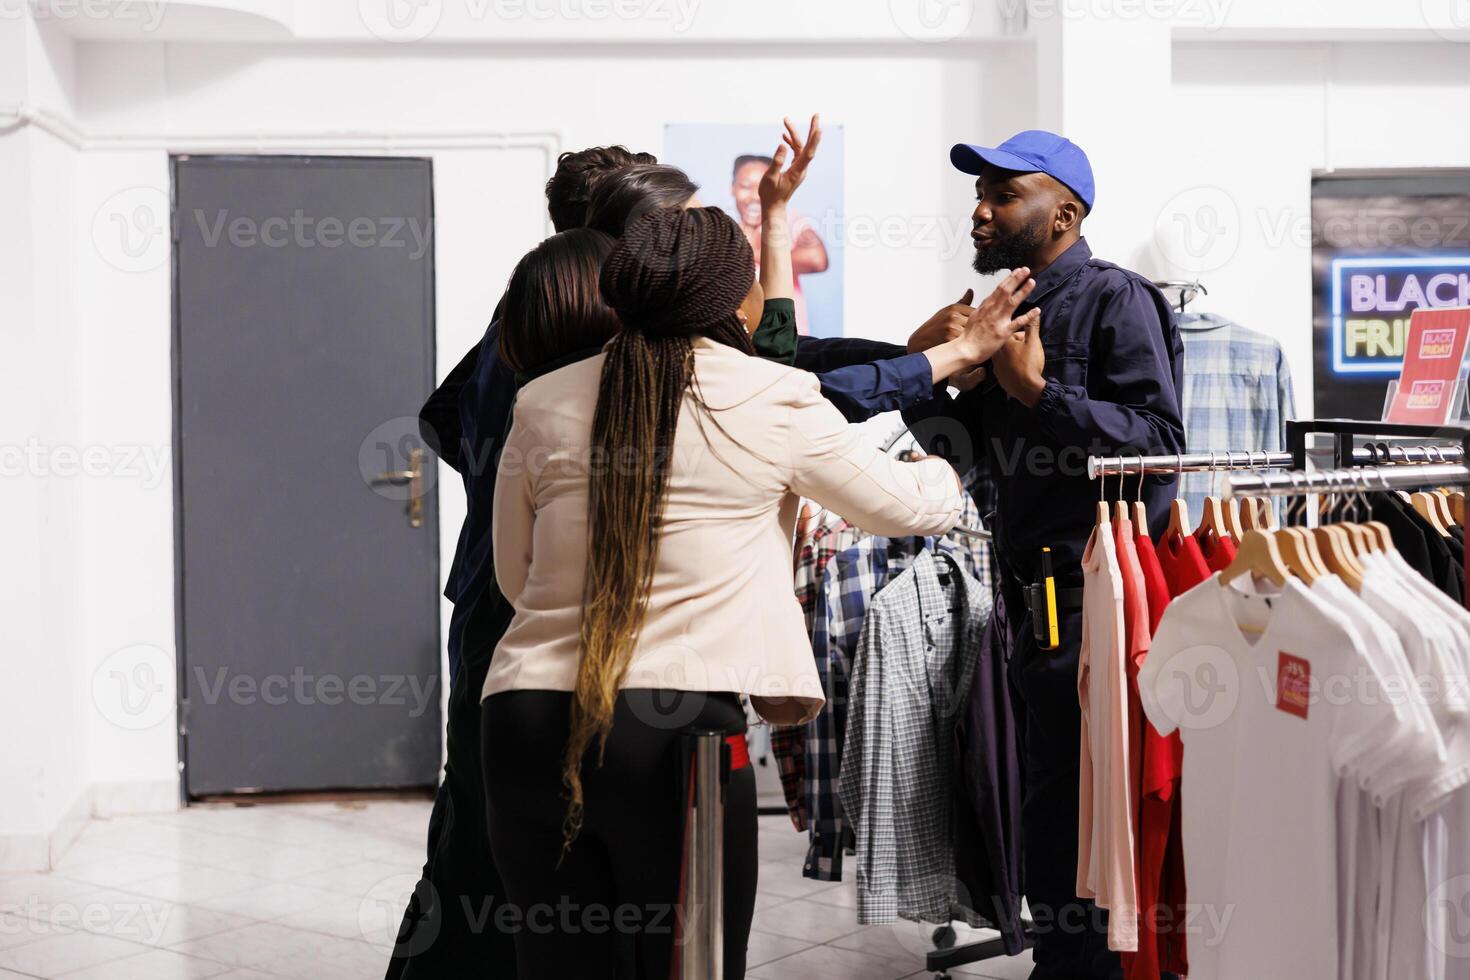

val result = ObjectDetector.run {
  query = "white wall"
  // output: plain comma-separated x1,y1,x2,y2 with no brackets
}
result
0,14,90,871
1164,40,1470,414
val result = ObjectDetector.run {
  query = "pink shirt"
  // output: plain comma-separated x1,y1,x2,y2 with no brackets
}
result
1077,517,1140,953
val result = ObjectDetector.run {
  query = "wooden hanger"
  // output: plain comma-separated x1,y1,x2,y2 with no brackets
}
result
1240,497,1261,533
1199,496,1229,542
1223,497,1245,543
1431,490,1456,529
1164,455,1187,540
1412,492,1451,537
1220,528,1290,587
1274,527,1320,583
1313,525,1365,590
1279,473,1331,580
1097,459,1111,525
1451,491,1465,528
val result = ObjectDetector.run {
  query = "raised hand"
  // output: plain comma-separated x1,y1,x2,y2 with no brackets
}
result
758,114,822,209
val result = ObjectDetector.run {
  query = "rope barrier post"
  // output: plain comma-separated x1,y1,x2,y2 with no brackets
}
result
680,729,726,980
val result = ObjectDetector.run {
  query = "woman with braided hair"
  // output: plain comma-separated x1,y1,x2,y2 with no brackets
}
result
476,200,988,978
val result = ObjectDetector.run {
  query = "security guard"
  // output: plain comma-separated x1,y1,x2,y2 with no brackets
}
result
905,130,1186,980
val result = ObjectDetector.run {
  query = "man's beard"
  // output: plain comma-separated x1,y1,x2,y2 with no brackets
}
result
971,216,1049,276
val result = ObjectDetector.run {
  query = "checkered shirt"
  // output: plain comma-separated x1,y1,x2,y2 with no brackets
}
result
1177,313,1296,516
803,534,955,880
837,550,991,924
771,510,866,831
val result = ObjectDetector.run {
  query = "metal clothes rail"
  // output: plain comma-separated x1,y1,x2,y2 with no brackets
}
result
1086,445,1464,481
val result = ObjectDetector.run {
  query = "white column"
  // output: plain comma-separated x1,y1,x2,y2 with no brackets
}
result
0,12,92,871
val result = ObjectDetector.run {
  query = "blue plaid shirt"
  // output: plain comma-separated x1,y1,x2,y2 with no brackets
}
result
1177,313,1296,517
803,533,987,881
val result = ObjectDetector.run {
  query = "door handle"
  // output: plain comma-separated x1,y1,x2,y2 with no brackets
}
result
371,447,425,528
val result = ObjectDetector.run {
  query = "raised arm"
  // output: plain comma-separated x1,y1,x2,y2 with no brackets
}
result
757,114,821,303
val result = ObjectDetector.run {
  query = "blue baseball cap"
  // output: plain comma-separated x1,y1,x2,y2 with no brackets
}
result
950,130,1095,212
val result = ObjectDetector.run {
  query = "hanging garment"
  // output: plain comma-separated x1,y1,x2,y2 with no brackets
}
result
954,587,1027,955
1123,531,1193,980
838,550,989,925
1076,518,1137,950
805,525,987,887
1156,529,1212,597
1140,575,1407,980
1355,556,1470,980
804,534,956,881
1311,571,1444,980
1194,525,1236,573
773,509,866,831
1176,312,1296,517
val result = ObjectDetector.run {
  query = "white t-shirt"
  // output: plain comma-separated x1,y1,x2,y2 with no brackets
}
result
1357,560,1470,980
1139,573,1399,980
1313,573,1447,980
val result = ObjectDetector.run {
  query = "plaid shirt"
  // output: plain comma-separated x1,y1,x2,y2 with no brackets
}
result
804,534,972,880
771,510,867,831
838,550,991,924
1177,313,1296,516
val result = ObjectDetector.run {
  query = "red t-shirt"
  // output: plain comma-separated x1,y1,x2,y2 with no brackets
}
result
1121,531,1206,980
1192,526,1237,574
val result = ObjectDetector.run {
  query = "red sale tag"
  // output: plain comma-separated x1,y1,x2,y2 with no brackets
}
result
1277,652,1311,720
1386,308,1470,423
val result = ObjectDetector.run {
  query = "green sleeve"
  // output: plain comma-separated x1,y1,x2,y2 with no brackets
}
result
751,298,798,366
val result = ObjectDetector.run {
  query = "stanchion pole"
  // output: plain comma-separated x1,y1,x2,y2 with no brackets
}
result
680,730,725,980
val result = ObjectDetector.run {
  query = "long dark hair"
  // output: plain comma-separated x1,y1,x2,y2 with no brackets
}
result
559,207,755,848
583,164,699,238
497,229,622,374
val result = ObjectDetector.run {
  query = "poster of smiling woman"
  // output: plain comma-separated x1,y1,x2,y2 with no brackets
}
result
664,122,845,338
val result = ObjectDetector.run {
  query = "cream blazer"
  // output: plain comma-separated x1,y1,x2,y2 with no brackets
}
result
481,336,966,726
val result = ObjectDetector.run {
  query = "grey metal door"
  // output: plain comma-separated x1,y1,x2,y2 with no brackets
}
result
172,155,440,796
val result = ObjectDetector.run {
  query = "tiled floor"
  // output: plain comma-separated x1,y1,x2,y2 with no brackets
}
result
0,801,1034,979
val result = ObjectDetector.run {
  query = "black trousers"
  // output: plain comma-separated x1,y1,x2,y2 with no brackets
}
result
481,689,757,979
1001,573,1120,980
385,597,519,979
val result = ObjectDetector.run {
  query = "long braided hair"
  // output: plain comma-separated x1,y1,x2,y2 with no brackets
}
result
561,206,757,849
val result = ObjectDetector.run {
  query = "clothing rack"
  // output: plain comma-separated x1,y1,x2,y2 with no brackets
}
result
1225,462,1470,497
1086,445,1464,480
1236,419,1470,614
